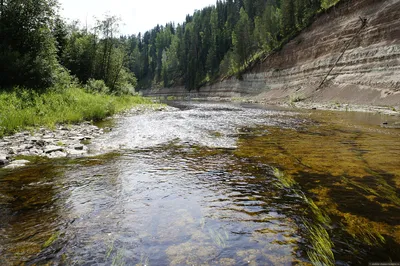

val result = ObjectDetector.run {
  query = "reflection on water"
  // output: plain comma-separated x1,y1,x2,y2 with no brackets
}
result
0,102,399,265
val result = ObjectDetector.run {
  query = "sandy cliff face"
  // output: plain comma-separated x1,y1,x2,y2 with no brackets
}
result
201,0,400,106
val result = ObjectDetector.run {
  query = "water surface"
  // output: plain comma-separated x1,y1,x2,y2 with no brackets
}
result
0,102,399,265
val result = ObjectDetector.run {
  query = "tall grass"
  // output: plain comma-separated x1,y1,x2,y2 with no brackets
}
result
272,167,335,265
0,87,152,137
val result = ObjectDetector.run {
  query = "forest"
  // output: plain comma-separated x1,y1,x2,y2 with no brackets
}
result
0,0,339,94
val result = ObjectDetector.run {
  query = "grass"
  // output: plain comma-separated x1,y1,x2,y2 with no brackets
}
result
42,231,60,249
208,227,230,248
289,93,305,104
0,87,153,137
304,221,335,266
272,166,334,264
272,167,296,188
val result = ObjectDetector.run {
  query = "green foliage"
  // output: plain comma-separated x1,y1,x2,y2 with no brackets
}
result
126,0,331,91
281,0,296,36
85,79,110,94
59,16,138,95
232,8,254,68
60,31,97,84
0,87,151,137
289,93,305,104
321,0,340,10
273,167,296,188
304,221,335,266
42,232,61,249
0,0,61,89
0,0,337,97
254,3,282,51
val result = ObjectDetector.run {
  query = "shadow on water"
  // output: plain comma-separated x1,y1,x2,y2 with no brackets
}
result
0,162,65,265
0,102,399,265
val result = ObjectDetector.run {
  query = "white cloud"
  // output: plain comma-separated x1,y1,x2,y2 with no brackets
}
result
58,0,216,35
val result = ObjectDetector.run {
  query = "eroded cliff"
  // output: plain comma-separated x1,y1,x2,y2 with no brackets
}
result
200,0,400,107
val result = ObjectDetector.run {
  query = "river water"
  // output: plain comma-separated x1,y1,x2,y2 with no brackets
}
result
0,102,399,265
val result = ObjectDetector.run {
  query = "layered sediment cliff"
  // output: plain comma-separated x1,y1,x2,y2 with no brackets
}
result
205,0,400,106
145,0,400,107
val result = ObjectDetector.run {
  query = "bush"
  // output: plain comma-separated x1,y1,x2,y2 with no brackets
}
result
0,87,153,137
85,79,110,94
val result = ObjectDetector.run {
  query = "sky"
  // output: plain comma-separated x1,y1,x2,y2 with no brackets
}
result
58,0,217,35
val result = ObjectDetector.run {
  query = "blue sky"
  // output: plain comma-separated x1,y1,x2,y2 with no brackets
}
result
58,0,217,35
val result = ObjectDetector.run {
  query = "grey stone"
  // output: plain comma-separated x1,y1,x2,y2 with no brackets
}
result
0,141,9,147
8,147,19,154
47,151,67,158
36,140,46,147
28,136,41,143
74,145,84,150
4,160,30,169
66,149,85,156
69,136,84,141
19,144,33,150
29,148,40,154
4,159,30,168
0,154,9,166
13,160,30,164
44,145,63,154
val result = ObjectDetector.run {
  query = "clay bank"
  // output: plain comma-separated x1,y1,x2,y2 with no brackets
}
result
142,0,400,111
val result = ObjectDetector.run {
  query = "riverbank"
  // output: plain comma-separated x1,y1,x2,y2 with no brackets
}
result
0,103,168,169
1,101,398,265
243,97,400,117
0,87,152,137
147,91,400,117
143,0,400,113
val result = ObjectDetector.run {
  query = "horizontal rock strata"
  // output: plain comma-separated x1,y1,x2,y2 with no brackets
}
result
143,0,400,107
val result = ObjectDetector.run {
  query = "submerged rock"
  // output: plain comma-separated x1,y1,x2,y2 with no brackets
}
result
4,159,30,169
0,154,8,166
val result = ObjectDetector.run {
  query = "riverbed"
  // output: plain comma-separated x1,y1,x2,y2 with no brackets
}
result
0,101,399,265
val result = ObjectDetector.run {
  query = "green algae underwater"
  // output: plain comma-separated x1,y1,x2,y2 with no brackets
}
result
234,109,400,265
0,103,399,265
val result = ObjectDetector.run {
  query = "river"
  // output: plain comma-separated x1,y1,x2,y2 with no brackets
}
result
0,101,399,265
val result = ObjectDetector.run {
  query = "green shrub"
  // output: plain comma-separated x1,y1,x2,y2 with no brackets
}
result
0,87,153,137
85,79,110,94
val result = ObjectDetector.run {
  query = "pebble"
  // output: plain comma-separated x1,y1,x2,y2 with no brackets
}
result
0,105,170,169
0,122,106,168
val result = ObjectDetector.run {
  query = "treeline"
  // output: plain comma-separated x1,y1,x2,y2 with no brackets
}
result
127,0,339,90
0,0,135,94
0,0,149,136
0,0,339,93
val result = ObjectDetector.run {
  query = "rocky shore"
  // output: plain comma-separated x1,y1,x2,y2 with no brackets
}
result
0,123,104,169
0,105,169,169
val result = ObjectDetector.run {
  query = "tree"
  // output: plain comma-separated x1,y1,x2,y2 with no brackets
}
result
281,0,296,37
61,30,97,83
232,8,253,68
206,8,220,77
254,2,282,51
60,17,137,94
0,0,61,89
